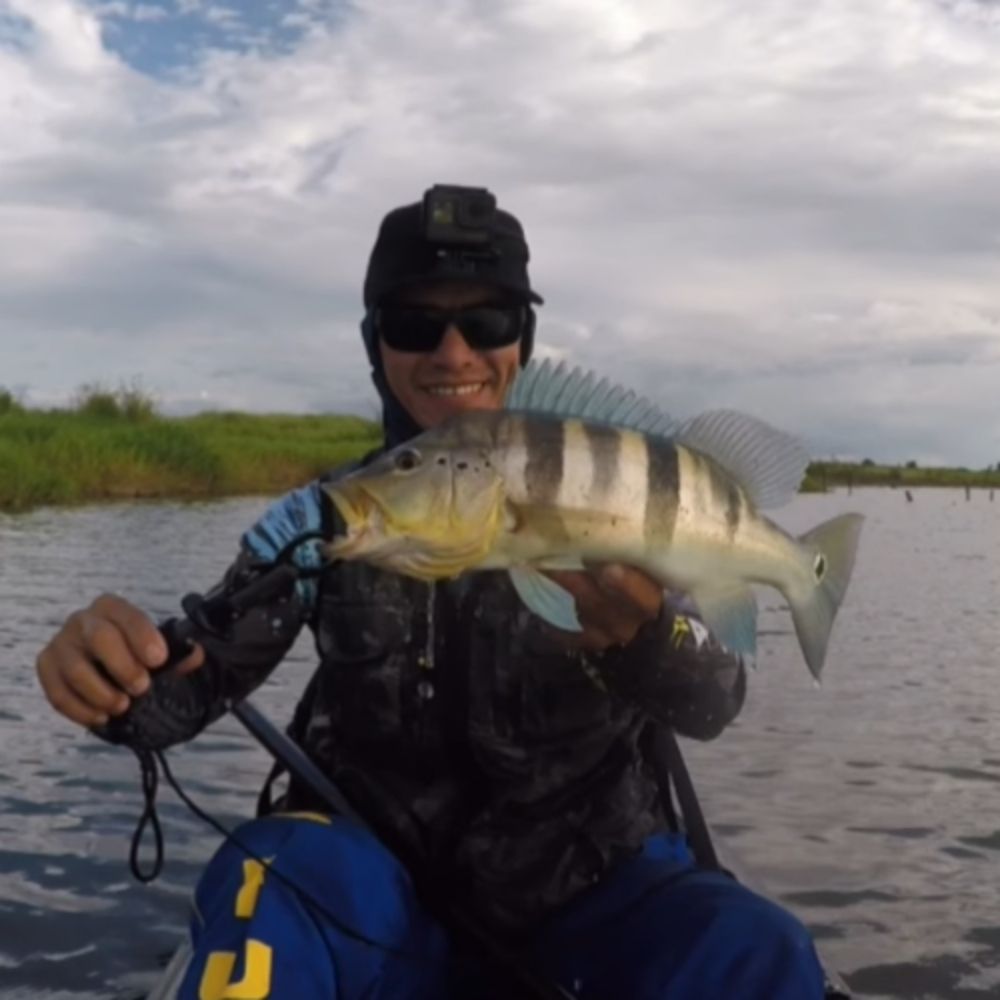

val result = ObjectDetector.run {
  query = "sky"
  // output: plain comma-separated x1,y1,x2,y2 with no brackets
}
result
2,0,1000,467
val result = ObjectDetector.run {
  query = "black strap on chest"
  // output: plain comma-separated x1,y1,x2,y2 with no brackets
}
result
642,722,721,871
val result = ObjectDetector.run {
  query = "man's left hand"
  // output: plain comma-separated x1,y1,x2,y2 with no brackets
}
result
542,563,664,652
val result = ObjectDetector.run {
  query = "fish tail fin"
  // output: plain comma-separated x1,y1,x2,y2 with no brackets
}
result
787,513,864,682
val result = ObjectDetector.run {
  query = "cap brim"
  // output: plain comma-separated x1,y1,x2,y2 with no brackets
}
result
378,274,544,306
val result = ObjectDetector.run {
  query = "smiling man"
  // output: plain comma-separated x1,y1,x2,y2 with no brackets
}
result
36,184,828,999
376,282,524,428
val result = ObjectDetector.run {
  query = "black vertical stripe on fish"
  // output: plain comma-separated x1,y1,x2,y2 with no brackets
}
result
524,417,565,508
708,460,742,541
583,421,622,506
644,437,680,541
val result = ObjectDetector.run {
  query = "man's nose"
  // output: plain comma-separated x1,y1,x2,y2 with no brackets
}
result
431,323,477,364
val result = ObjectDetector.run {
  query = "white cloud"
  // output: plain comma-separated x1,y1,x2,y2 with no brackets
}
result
5,0,112,72
2,0,1000,465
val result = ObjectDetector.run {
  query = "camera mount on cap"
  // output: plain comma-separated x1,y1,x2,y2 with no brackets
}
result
422,184,498,249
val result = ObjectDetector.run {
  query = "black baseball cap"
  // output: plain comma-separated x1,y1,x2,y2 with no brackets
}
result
363,184,544,309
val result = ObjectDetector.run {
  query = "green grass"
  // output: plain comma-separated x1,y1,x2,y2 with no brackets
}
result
0,406,381,512
803,461,1000,493
3,383,996,511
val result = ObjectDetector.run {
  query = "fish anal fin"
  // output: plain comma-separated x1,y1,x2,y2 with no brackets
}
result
687,583,758,660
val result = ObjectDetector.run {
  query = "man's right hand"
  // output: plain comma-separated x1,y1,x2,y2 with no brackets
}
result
35,594,205,729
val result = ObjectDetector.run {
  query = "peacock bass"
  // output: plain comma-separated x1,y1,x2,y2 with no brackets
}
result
322,360,864,681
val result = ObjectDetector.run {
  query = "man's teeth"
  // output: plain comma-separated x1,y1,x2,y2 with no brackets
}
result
426,383,486,397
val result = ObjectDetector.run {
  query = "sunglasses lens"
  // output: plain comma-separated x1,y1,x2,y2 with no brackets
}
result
378,309,446,351
377,307,524,353
457,307,523,349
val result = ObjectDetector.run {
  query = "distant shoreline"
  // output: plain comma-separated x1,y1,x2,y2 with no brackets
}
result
2,405,997,513
801,462,1000,493
0,408,381,514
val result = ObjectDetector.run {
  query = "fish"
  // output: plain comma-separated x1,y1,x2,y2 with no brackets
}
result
322,360,864,681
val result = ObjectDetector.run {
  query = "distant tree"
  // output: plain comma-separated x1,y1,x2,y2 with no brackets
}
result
861,458,875,467
73,378,157,421
905,460,918,469
0,386,24,415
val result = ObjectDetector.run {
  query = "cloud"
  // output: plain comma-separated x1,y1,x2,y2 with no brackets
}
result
1,0,1000,465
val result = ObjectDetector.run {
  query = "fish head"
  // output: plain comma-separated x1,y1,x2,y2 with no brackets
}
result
322,421,507,580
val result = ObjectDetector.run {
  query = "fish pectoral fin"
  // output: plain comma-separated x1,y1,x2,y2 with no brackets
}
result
688,583,758,660
509,566,582,632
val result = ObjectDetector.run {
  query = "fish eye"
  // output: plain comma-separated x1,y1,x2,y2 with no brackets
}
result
394,448,421,472
813,553,827,581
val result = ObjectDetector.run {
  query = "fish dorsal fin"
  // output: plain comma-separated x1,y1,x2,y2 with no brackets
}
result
505,359,681,438
506,360,810,510
676,409,810,510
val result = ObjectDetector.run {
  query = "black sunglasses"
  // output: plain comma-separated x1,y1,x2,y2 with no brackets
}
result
376,304,527,353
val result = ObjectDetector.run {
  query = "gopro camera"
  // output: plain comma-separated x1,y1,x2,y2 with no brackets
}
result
422,184,497,247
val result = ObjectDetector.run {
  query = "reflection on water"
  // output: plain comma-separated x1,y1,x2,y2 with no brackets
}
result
0,488,998,998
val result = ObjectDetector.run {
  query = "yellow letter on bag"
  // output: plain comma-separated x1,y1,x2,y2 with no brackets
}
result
198,940,273,1000
198,857,274,998
234,859,270,919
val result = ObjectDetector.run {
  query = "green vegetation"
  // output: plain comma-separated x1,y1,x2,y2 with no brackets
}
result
0,383,381,513
72,379,157,422
803,460,1000,493
3,383,997,512
0,388,25,416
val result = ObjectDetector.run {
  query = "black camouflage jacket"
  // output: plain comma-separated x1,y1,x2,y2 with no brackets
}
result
112,469,746,932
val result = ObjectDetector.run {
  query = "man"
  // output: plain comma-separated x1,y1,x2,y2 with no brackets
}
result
36,184,827,999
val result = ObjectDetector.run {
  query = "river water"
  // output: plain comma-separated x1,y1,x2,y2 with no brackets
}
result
0,487,997,999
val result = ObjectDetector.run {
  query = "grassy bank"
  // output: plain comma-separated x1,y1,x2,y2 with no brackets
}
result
0,407,381,513
802,461,1000,493
3,384,997,512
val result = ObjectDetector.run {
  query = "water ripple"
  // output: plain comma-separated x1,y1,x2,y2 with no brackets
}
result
2,487,999,997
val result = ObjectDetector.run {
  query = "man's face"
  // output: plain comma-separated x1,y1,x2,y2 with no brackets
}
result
378,282,523,430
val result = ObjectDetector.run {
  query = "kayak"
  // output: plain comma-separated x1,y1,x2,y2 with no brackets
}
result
147,942,190,1000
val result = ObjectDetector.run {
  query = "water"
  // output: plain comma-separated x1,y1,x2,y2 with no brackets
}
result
0,488,997,999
